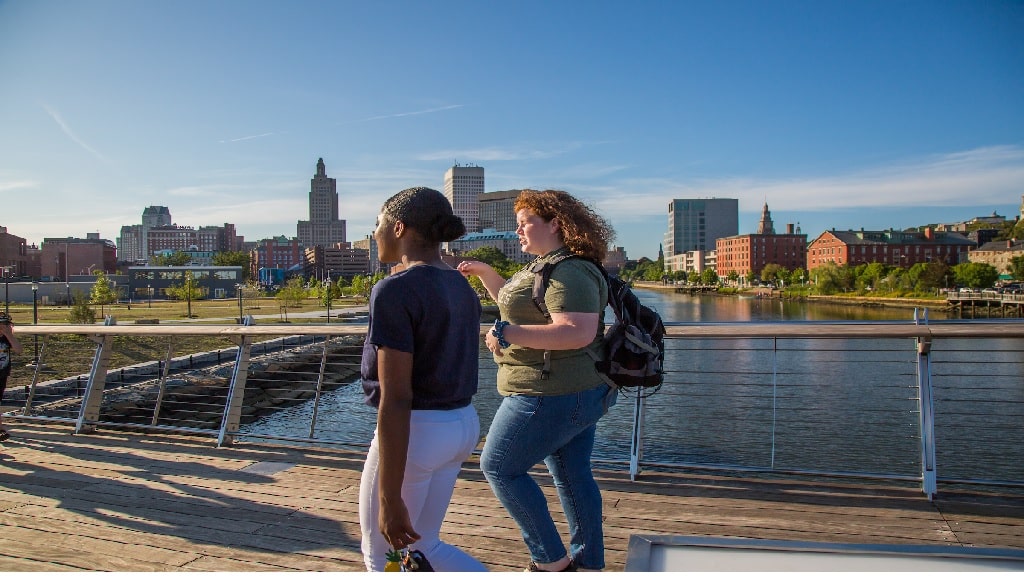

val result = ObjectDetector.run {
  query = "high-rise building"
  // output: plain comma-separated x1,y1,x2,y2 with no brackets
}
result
297,158,347,248
664,198,738,257
478,189,521,232
118,206,172,264
444,163,483,233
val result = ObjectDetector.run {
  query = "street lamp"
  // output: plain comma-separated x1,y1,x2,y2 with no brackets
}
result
147,284,152,308
31,281,39,366
235,283,244,324
323,278,333,324
2,266,10,316
66,282,71,307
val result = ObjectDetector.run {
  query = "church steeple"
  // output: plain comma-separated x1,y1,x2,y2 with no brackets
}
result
756,202,775,235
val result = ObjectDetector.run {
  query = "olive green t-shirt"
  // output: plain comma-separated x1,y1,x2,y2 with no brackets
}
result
495,247,608,396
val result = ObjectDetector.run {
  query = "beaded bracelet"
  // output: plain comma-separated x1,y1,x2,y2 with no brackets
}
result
491,320,512,349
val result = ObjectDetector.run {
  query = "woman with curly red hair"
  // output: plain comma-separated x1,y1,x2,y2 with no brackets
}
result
459,189,617,572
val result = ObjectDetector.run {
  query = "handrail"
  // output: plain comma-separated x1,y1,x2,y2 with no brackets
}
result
14,320,1024,339
6,319,1024,500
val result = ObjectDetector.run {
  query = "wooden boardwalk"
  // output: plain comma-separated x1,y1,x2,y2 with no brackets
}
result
1,421,1022,571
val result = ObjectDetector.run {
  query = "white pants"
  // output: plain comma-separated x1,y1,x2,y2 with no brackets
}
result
359,404,487,571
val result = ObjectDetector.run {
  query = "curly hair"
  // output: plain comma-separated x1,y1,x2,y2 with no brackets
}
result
514,189,615,262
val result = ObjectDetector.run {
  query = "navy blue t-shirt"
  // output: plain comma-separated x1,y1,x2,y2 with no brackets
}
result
361,265,482,410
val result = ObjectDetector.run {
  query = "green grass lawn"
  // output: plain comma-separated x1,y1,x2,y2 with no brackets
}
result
1,296,367,325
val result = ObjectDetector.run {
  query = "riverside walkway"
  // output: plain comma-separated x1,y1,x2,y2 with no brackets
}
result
1,421,1022,571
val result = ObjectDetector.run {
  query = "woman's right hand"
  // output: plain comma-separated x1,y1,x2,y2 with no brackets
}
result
456,259,491,278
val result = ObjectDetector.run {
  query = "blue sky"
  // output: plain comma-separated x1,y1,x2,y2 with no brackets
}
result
1,0,1022,261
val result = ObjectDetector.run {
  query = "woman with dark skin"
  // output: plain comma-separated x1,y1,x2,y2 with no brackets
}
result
358,187,486,571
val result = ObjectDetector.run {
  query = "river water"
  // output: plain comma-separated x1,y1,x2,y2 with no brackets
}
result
242,291,1023,485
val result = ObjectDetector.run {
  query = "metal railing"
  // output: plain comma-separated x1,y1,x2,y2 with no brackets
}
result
4,320,1023,499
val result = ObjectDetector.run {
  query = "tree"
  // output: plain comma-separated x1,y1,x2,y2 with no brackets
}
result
951,262,999,289
727,270,739,285
760,263,787,286
699,268,718,286
276,276,306,308
68,292,96,324
89,271,117,317
152,251,192,266
687,270,700,284
1009,255,1024,281
212,251,251,281
915,261,950,292
857,262,889,291
165,270,206,317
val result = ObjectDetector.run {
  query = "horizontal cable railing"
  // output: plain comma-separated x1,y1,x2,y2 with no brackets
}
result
3,321,1023,498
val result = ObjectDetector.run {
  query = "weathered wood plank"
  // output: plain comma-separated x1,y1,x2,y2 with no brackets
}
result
1,422,1022,572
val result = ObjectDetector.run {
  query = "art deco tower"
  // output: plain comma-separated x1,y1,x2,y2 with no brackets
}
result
297,158,346,248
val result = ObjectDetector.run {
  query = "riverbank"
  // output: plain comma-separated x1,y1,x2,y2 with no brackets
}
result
632,281,948,311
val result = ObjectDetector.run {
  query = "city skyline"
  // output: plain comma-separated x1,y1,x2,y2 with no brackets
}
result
1,1,1022,260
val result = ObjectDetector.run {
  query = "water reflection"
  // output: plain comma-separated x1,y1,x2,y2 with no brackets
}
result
242,290,1021,483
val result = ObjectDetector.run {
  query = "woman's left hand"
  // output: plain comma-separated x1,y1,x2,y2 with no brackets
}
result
380,498,420,551
485,329,504,356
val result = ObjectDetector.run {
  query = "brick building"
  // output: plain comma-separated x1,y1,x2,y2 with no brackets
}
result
40,234,117,281
0,226,29,278
303,243,371,281
250,236,304,281
715,204,807,279
806,228,974,272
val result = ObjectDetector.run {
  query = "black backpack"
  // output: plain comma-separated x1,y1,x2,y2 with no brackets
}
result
530,254,667,396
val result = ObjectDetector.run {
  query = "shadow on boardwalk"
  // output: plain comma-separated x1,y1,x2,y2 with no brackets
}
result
0,422,1022,571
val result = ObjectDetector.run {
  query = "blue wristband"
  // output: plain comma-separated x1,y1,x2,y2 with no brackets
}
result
491,320,512,349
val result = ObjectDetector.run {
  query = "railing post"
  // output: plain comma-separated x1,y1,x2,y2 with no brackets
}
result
150,343,175,426
23,341,46,415
308,336,331,439
217,335,252,447
76,335,112,434
915,309,937,500
629,393,645,481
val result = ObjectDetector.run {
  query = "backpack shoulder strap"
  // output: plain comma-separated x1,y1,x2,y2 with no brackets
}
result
530,252,580,320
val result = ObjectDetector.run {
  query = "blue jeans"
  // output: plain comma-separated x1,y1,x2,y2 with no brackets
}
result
480,383,616,570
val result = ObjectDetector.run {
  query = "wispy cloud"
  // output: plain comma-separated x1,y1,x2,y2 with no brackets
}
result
417,140,609,163
41,103,108,163
0,179,39,193
218,132,280,143
562,145,1024,221
343,104,465,124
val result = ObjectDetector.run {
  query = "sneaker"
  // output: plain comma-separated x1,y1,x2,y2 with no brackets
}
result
0,429,9,442
526,560,575,572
